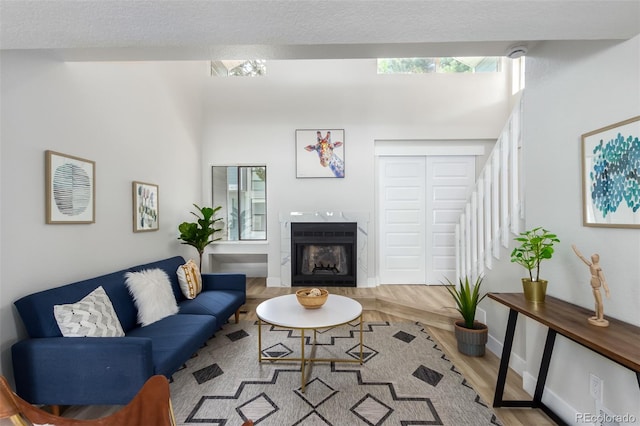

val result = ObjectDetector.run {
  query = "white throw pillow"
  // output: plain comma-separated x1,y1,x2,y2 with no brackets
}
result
176,259,203,299
125,268,179,326
54,286,125,337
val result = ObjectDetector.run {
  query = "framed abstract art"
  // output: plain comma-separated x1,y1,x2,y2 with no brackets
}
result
45,150,95,224
581,115,640,228
132,181,159,232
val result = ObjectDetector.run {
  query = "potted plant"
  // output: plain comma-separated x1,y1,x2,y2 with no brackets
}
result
177,204,223,270
510,227,560,303
444,275,488,357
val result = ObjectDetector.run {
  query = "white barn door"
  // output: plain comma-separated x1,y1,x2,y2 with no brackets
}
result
378,155,475,284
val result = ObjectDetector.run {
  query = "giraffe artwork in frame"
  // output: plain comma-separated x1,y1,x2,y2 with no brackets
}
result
296,129,345,178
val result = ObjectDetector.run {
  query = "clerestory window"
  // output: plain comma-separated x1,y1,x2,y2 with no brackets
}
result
210,60,266,77
377,57,501,74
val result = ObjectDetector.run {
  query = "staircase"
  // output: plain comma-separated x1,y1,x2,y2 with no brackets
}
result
455,97,524,282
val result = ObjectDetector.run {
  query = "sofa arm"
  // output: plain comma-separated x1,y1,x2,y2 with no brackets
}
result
201,273,246,294
12,336,154,406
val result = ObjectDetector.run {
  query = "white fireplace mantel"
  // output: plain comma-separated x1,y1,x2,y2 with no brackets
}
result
278,211,370,287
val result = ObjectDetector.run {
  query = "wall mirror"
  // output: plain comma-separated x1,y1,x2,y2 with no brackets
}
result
212,166,266,240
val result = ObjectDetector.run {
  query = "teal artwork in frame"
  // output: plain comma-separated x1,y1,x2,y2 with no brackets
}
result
581,115,640,228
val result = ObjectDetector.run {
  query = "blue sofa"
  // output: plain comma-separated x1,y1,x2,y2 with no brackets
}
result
11,256,246,406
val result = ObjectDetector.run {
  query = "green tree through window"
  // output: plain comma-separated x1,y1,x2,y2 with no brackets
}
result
377,57,499,74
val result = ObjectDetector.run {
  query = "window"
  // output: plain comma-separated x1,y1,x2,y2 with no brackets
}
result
377,57,501,74
210,60,267,77
212,166,266,240
511,57,526,94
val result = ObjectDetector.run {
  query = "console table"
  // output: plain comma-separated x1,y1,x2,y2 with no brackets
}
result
489,293,640,425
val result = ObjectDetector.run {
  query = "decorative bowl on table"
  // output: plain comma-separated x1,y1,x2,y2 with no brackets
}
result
295,288,329,309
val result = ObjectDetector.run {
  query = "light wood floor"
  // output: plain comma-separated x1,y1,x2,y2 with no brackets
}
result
245,278,556,426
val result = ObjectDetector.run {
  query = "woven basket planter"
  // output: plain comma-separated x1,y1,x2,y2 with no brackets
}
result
454,320,488,357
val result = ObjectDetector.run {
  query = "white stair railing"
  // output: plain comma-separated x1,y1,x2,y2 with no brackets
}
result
456,96,524,282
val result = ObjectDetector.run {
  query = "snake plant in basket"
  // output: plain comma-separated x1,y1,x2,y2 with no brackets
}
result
443,275,488,357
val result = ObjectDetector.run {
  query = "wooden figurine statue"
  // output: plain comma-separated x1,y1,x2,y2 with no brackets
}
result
572,244,610,327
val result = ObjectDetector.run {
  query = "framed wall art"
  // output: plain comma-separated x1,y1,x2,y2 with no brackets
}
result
45,150,95,224
132,181,159,232
295,129,345,178
581,115,640,228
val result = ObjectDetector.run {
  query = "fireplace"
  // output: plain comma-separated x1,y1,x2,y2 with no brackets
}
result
291,222,357,287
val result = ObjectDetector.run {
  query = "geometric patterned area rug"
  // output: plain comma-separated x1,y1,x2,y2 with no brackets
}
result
169,321,502,425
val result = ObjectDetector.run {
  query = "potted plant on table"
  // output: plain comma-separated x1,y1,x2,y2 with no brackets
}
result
177,204,223,270
510,227,560,303
444,275,488,357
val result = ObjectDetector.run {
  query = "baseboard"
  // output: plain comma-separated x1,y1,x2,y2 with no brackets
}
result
476,307,487,325
523,371,581,424
486,340,579,424
266,276,282,286
486,333,526,377
522,371,536,396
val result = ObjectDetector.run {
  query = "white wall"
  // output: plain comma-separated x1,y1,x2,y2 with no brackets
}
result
483,37,640,423
201,59,511,284
0,52,208,381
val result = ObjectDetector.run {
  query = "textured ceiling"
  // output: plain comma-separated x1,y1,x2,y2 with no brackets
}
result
1,0,639,61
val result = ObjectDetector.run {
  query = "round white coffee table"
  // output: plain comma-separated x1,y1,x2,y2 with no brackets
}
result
256,294,363,392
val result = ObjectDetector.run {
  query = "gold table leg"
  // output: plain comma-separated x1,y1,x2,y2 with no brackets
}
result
359,314,364,364
301,329,306,392
258,318,263,362
257,316,365,394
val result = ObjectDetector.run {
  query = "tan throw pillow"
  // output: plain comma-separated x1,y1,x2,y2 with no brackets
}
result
176,259,202,299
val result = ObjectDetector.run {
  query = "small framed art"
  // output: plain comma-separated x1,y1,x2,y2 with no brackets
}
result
295,129,345,178
581,115,640,228
132,181,159,232
45,150,95,224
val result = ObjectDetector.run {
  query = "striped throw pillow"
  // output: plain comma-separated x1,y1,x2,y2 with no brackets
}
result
177,259,203,299
54,286,125,337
